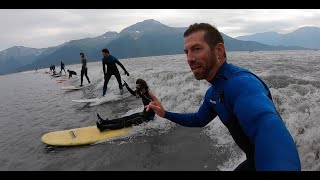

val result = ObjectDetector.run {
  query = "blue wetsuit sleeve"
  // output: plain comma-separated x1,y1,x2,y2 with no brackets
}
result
102,61,106,75
226,75,301,170
115,60,128,73
164,92,217,127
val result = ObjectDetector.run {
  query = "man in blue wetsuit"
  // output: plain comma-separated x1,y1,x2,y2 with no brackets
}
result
101,48,129,97
146,23,301,171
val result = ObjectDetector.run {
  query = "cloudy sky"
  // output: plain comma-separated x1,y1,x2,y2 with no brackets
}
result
0,9,320,52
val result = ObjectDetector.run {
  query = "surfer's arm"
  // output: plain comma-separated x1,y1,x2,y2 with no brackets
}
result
124,83,137,96
164,92,216,127
115,61,129,75
102,61,106,75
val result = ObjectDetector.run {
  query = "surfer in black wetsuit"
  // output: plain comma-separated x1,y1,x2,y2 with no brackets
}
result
101,48,129,96
67,69,77,79
96,79,155,131
51,65,57,75
60,61,66,74
80,52,90,87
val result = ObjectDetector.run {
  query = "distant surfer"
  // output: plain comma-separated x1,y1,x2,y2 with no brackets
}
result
101,48,130,97
52,69,58,76
96,79,155,131
67,69,77,79
80,52,90,87
51,64,55,73
60,61,66,74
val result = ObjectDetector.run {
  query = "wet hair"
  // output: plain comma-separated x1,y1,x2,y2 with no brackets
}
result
102,48,109,54
80,52,84,56
136,78,149,92
184,23,226,58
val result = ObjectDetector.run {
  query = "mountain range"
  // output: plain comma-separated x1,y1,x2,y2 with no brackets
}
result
236,26,320,49
0,19,312,75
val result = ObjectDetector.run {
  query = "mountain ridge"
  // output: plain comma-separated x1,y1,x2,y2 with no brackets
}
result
236,26,320,49
0,19,311,75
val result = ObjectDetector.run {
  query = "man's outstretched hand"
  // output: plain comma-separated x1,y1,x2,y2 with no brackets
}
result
145,92,165,117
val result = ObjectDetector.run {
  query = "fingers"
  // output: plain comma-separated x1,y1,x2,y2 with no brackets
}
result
148,91,154,97
145,105,150,112
149,93,164,110
149,103,159,111
145,104,155,113
148,101,157,108
145,102,165,117
145,102,156,112
149,92,159,102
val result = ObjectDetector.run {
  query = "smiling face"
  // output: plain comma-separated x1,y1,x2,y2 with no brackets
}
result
184,30,225,81
184,30,222,81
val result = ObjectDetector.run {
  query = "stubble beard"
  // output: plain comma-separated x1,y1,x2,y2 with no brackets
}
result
194,71,204,80
192,56,215,81
190,62,205,80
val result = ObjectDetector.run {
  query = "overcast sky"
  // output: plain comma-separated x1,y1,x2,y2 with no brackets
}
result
1,9,320,52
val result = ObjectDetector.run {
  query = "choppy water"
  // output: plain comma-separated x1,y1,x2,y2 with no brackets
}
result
1,50,320,171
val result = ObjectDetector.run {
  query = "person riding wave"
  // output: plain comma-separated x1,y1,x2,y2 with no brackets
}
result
96,79,155,131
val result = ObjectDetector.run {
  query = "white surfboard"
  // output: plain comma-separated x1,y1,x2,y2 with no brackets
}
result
72,97,101,103
72,93,129,106
89,95,122,106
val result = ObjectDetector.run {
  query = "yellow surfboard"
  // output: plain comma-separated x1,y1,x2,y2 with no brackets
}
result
41,126,131,146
